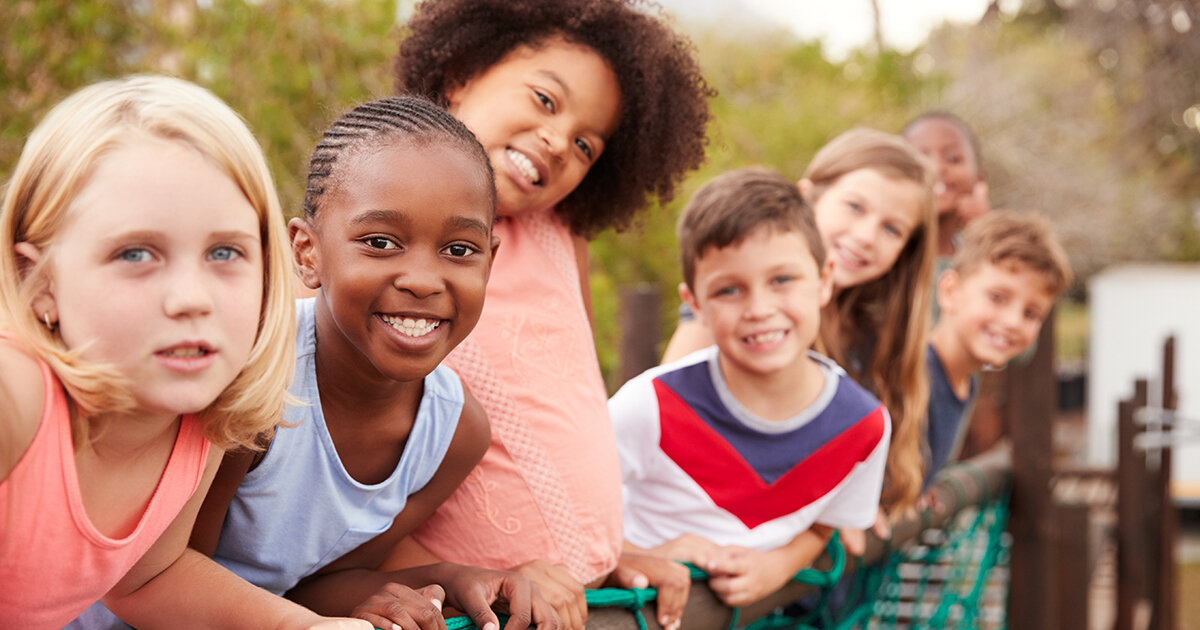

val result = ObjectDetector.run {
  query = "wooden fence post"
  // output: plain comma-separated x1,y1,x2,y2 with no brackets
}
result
1117,379,1150,630
618,284,662,386
1005,309,1057,630
1151,337,1177,630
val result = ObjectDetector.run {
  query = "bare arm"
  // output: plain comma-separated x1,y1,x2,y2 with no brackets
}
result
190,446,259,555
660,319,715,364
104,448,369,629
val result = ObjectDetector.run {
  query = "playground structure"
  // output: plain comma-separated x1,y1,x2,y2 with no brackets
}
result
577,288,1186,630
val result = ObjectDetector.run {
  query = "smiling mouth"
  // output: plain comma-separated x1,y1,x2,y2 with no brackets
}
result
380,314,442,337
744,330,787,345
507,148,542,185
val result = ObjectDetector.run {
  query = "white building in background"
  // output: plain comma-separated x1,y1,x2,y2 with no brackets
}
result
1089,264,1200,505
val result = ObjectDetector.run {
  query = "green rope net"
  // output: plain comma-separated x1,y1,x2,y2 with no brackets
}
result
424,488,1011,630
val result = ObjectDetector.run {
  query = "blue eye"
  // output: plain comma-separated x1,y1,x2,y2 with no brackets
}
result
883,223,902,238
848,202,864,214
119,248,152,263
209,246,241,261
772,275,794,286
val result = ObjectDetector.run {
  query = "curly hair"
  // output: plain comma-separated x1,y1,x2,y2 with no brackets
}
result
394,0,713,236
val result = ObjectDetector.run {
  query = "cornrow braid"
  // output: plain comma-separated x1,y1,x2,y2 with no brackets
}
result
302,95,495,217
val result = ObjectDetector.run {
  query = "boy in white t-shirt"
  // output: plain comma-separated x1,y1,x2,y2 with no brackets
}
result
611,167,891,608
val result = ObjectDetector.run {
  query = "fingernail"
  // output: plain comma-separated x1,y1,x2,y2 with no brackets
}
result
431,599,442,611
483,623,497,630
392,624,402,630
633,575,649,588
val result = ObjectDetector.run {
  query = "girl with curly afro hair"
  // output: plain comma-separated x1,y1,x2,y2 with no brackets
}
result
383,1,712,628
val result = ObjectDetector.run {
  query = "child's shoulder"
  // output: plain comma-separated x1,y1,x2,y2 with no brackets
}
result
810,351,886,418
0,336,50,479
619,346,716,392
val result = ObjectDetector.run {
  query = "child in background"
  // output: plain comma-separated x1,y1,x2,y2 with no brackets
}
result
663,129,937,547
180,96,554,630
385,1,711,629
924,210,1071,488
0,75,367,629
902,111,989,258
613,168,891,608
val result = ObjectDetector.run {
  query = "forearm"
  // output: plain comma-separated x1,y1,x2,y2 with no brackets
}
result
107,549,325,630
769,525,834,577
287,563,450,615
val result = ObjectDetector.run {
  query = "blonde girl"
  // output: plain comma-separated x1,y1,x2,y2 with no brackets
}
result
0,75,367,629
664,128,937,524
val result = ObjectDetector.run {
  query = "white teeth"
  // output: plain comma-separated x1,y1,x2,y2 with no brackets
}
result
381,314,441,337
746,330,785,344
507,149,540,184
162,347,205,358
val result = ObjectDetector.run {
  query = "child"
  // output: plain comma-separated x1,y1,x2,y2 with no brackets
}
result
902,111,989,258
385,1,711,628
0,76,367,629
612,167,891,608
663,128,937,536
168,96,550,630
924,210,1071,487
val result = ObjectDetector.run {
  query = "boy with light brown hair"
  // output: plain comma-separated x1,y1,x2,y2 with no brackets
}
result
925,210,1073,486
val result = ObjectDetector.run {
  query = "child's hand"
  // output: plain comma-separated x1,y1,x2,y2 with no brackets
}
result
438,565,561,630
607,551,691,630
702,546,794,608
839,528,866,558
305,619,377,630
652,532,723,566
350,583,446,630
511,559,585,630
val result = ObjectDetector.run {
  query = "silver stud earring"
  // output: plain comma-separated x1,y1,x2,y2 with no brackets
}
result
43,312,55,332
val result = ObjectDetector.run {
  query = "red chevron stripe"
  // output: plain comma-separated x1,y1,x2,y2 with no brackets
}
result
655,379,886,529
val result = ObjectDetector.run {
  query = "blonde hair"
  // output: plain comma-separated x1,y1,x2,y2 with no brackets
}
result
0,75,294,450
803,127,938,515
952,210,1073,296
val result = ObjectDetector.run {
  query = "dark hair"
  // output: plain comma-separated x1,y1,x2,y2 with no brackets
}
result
394,0,712,236
901,110,984,176
677,167,824,289
303,95,495,218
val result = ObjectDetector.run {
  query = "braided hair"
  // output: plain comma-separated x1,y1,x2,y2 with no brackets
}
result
302,95,495,218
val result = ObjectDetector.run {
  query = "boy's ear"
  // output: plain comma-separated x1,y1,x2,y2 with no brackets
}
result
936,268,960,315
13,242,57,325
490,234,501,262
817,258,836,308
797,178,814,202
678,281,706,327
288,217,322,290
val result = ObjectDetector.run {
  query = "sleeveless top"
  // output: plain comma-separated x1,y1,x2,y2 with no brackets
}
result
0,336,210,628
411,210,623,584
213,297,464,595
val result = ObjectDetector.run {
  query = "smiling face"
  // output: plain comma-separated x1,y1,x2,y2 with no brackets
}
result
681,226,834,384
904,118,979,216
812,167,925,290
938,261,1054,368
294,140,496,385
445,36,622,218
42,138,263,419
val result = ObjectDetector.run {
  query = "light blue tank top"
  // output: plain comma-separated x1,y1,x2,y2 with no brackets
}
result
213,297,464,595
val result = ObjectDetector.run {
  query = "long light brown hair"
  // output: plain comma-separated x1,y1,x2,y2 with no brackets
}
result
804,128,937,515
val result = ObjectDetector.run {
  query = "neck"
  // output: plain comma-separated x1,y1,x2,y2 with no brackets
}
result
937,213,959,256
81,410,182,461
929,323,980,397
718,351,826,423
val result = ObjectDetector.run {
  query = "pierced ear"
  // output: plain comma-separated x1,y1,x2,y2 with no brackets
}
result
288,217,321,290
14,242,57,325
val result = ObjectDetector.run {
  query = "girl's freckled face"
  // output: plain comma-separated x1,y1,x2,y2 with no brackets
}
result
445,36,622,218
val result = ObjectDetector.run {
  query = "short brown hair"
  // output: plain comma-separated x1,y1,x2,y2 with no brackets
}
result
952,210,1073,296
677,167,824,289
